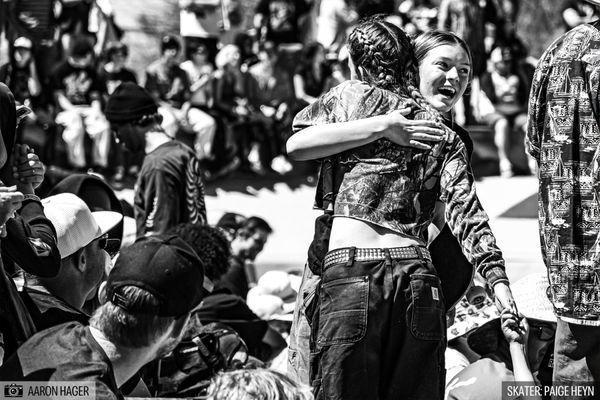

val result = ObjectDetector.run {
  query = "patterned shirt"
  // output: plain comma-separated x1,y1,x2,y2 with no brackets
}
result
134,140,207,238
293,80,508,286
526,21,600,326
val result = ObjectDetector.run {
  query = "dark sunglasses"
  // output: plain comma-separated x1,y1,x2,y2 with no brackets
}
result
531,324,555,341
98,234,121,258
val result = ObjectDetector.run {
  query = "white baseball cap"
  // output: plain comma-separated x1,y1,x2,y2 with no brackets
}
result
42,193,122,259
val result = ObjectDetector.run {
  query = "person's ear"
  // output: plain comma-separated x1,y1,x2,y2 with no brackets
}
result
97,281,108,305
74,248,87,273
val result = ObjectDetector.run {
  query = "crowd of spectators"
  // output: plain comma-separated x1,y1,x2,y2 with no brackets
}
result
2,0,592,182
0,0,598,399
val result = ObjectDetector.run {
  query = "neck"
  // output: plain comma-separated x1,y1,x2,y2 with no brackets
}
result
35,271,87,310
145,128,172,154
88,326,158,387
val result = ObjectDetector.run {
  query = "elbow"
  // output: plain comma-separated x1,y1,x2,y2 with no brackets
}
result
286,136,310,161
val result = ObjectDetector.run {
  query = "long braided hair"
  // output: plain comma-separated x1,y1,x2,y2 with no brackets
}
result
347,16,441,122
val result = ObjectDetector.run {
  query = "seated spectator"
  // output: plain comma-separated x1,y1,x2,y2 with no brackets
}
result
180,43,218,160
105,83,207,237
206,368,313,400
52,37,110,171
145,35,217,161
170,223,286,362
446,273,557,400
0,234,206,398
0,37,42,108
99,41,137,96
20,193,121,331
216,216,272,299
98,41,137,182
479,46,530,177
247,42,295,173
293,42,333,107
213,45,249,174
178,0,221,65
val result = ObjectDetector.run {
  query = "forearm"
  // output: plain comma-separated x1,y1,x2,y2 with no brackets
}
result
509,343,538,393
287,115,387,160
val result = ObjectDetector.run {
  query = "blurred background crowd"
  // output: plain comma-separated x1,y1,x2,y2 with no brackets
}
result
0,0,596,185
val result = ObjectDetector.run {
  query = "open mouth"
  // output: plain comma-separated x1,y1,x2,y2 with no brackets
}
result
438,86,457,98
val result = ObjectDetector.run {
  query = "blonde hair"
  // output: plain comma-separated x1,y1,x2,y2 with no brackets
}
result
206,369,313,400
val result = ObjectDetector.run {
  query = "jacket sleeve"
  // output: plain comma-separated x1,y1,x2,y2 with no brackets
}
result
2,198,61,278
139,169,181,236
439,139,509,287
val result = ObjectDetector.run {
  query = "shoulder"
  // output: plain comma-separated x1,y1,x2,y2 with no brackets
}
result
145,60,162,75
446,358,512,400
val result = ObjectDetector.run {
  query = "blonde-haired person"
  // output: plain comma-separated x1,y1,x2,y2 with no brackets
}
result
287,19,515,399
207,369,313,400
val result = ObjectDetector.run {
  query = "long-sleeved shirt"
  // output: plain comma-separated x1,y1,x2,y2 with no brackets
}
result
293,80,508,286
134,140,207,238
526,21,600,326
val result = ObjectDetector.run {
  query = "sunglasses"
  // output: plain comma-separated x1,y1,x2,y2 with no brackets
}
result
98,234,121,258
531,324,555,341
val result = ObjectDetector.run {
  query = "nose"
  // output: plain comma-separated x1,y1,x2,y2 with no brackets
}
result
446,67,459,83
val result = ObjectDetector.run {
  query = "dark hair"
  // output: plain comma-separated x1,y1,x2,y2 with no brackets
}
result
168,223,231,282
161,35,181,53
236,216,273,239
414,30,474,82
71,37,94,58
90,286,176,348
104,41,129,60
348,15,440,119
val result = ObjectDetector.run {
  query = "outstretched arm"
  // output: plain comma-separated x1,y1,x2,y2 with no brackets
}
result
287,108,446,160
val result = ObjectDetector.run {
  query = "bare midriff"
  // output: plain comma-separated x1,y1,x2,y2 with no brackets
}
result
328,216,424,251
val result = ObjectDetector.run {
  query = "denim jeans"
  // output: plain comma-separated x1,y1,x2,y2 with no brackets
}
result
288,265,319,385
552,318,600,399
310,247,446,400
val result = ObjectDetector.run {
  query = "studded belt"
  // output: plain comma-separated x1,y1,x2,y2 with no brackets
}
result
323,246,431,270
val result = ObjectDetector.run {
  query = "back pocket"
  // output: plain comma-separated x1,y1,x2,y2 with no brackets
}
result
406,273,445,341
317,276,369,346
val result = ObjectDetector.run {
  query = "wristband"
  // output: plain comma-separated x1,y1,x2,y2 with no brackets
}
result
22,194,41,203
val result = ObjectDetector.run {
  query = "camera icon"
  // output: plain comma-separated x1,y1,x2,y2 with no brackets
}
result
4,384,23,398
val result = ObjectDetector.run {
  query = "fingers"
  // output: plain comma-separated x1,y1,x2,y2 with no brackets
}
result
404,119,446,129
0,186,17,193
408,132,446,142
408,140,432,150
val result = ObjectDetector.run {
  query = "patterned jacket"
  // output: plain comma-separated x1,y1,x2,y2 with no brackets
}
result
134,139,207,238
527,21,600,325
293,80,508,286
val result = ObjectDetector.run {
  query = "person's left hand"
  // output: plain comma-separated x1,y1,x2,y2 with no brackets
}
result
12,144,45,190
493,281,518,314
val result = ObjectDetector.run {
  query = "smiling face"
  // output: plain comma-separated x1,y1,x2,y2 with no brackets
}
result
418,44,471,113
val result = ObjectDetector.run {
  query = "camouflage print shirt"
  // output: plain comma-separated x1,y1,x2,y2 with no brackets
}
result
293,80,508,286
527,21,600,325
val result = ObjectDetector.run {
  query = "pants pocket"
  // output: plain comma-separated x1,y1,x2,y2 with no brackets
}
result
407,273,445,341
317,276,369,346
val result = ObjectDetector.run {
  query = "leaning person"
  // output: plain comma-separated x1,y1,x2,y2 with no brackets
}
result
0,235,205,399
286,17,515,400
105,82,206,237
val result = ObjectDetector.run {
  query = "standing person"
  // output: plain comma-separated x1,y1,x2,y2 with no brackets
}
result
316,0,358,53
253,0,310,45
0,234,206,398
526,7,600,396
293,42,333,107
105,82,207,238
286,19,515,399
286,30,481,385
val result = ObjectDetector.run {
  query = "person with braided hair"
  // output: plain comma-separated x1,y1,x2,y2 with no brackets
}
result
286,19,516,400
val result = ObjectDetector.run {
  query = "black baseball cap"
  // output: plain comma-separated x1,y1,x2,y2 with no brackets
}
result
106,235,205,317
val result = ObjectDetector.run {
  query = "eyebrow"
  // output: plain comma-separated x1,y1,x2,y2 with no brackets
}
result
435,57,471,66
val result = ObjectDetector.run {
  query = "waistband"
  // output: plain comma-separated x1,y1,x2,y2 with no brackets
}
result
324,246,431,270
